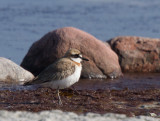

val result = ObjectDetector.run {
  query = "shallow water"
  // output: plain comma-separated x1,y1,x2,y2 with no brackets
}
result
0,0,160,64
0,73,160,91
75,73,160,90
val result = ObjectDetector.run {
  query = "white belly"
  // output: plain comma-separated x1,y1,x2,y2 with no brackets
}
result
43,65,82,89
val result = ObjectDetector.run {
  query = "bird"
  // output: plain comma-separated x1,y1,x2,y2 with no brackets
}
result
24,48,89,105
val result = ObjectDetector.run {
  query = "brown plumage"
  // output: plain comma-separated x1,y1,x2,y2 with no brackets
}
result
24,58,76,85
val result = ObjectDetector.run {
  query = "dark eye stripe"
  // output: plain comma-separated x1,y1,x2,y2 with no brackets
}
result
72,54,79,58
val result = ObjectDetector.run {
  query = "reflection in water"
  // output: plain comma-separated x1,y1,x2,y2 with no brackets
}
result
0,73,160,91
74,73,160,90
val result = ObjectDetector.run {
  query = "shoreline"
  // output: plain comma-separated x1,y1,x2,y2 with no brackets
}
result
0,110,159,121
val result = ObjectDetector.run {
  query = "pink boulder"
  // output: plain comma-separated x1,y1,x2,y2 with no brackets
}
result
21,27,122,79
108,36,160,72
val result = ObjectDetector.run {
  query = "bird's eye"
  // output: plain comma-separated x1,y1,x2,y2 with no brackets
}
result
72,54,79,58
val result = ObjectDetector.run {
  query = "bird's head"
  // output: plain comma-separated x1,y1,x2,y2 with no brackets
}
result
64,48,89,63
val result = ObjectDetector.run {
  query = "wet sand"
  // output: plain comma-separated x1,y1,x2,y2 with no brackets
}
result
0,73,160,117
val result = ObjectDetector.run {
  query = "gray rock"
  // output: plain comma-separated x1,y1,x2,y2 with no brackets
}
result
0,57,34,83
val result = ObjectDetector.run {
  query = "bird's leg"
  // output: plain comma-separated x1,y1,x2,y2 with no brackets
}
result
71,85,80,95
57,87,62,105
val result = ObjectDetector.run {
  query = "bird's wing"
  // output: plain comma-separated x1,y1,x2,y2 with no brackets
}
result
24,58,75,85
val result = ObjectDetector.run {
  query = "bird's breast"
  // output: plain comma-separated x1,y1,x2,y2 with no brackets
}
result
46,65,82,89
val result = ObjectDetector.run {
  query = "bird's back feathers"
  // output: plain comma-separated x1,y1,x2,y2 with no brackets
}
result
24,58,76,85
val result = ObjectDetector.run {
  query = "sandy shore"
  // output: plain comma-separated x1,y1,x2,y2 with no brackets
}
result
0,110,160,121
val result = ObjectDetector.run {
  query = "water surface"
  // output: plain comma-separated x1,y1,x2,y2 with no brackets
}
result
0,0,160,64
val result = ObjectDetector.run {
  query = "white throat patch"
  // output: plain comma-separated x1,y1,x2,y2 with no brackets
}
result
71,57,82,63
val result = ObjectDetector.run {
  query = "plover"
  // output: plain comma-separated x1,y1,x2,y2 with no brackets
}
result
24,48,89,105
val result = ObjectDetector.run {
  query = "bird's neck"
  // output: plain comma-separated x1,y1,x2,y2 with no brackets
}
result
71,58,81,66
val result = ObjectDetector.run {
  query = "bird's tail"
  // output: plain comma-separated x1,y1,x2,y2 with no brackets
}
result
23,81,33,86
23,76,39,86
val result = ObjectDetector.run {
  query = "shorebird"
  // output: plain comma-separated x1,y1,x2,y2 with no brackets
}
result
24,48,89,105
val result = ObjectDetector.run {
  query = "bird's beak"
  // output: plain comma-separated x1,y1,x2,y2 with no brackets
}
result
81,57,89,61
